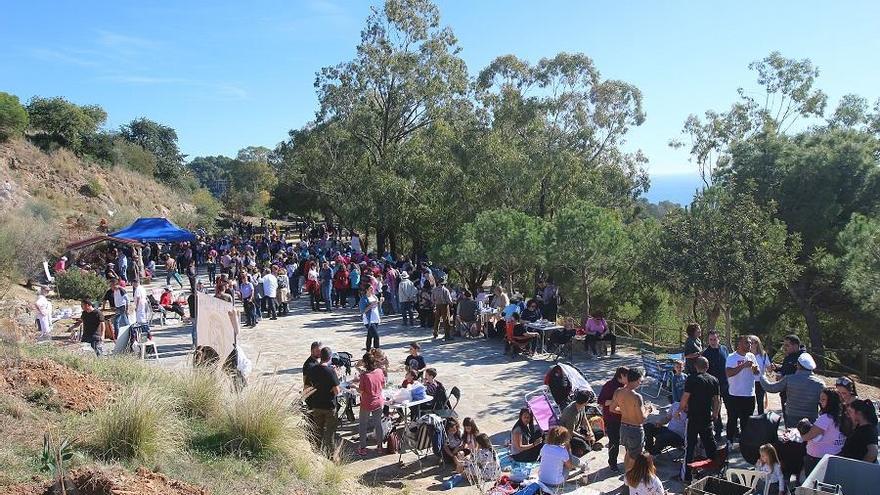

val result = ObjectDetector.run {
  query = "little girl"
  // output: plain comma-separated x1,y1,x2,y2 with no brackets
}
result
756,443,786,495
462,417,480,451
467,433,501,481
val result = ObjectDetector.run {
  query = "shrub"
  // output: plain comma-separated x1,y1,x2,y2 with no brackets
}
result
0,91,29,141
192,188,222,228
24,199,55,222
93,386,181,461
55,270,107,302
170,369,224,418
80,178,103,198
113,138,157,176
215,384,294,457
0,210,58,289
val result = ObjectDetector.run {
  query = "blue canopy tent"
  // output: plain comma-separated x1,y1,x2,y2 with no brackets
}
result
110,217,196,243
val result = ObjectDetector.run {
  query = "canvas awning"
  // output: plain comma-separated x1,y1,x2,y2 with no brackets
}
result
65,235,143,252
110,217,196,243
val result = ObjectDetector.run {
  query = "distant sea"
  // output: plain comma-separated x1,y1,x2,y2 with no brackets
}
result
643,172,705,206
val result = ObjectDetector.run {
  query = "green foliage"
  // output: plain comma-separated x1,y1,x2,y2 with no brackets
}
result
26,96,106,154
24,199,55,222
170,368,224,418
470,208,549,292
120,117,187,184
112,138,158,176
40,431,76,480
55,269,107,302
191,188,223,227
80,177,103,197
0,208,58,289
824,214,880,315
189,155,232,195
93,386,181,461
0,91,29,141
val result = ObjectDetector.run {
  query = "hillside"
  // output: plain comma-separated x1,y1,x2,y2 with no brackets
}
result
0,137,196,245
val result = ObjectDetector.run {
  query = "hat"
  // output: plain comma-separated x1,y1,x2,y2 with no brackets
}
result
798,353,816,371
400,271,409,280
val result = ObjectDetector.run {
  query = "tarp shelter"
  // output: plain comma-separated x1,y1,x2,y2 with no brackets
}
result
65,235,142,252
110,217,196,243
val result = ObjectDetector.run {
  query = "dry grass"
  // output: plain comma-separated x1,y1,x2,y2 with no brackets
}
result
92,386,182,462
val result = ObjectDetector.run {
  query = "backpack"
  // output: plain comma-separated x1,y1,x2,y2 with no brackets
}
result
385,430,400,454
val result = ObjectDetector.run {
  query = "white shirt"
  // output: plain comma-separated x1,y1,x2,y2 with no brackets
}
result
35,294,52,334
629,474,666,495
362,295,381,325
756,460,786,491
538,444,568,486
262,274,278,298
726,351,757,397
753,353,771,382
112,287,129,308
133,285,148,323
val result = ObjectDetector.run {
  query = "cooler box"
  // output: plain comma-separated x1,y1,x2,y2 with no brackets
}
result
795,454,880,495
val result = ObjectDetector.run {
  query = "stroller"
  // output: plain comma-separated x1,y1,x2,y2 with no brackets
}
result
543,363,605,438
525,386,562,432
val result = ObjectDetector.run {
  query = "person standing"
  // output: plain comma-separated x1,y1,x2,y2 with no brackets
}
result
238,273,257,327
319,261,333,312
702,329,730,440
132,279,148,326
772,334,805,426
361,285,381,351
683,323,703,375
759,353,824,428
356,352,386,456
725,335,757,441
611,368,653,473
680,356,720,481
432,276,453,341
397,271,417,326
598,367,629,472
109,278,129,339
34,286,53,340
69,299,105,356
116,248,129,282
261,267,278,320
750,335,772,415
302,341,322,387
305,347,341,458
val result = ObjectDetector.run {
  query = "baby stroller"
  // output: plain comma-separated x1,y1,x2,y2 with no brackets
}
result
525,386,561,431
543,363,605,439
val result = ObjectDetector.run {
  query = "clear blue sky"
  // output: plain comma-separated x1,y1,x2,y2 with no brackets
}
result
2,1,879,201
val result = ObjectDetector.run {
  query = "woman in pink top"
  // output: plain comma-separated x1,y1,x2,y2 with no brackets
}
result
802,387,846,474
584,310,617,356
357,352,387,456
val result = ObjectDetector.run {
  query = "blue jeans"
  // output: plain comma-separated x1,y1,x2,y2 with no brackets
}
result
166,270,183,287
365,323,379,351
113,305,129,338
321,284,332,311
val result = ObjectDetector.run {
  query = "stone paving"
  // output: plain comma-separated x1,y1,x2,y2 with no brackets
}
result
146,286,765,495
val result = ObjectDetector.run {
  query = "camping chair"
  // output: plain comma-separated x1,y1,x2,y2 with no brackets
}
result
435,386,461,419
547,327,574,362
687,441,730,480
505,322,533,358
130,323,158,360
641,352,673,398
726,468,769,495
525,386,561,432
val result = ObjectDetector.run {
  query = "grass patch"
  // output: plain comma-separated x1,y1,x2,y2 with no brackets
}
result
170,368,225,419
214,384,294,458
92,386,181,462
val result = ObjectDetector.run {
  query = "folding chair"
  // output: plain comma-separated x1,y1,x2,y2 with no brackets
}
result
435,386,461,419
727,468,769,495
641,352,673,398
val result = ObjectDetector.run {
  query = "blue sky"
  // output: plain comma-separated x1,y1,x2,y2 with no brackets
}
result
2,1,879,203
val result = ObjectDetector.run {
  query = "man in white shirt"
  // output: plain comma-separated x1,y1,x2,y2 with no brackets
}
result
111,279,130,338
725,335,757,441
261,267,278,320
132,279,148,324
34,286,53,340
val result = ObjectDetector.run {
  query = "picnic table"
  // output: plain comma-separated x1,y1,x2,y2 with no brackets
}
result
525,320,564,354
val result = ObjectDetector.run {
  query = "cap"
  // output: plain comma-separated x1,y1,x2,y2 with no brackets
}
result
798,353,817,371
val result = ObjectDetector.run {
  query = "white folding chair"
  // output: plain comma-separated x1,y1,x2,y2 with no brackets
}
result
726,467,769,495
131,324,159,360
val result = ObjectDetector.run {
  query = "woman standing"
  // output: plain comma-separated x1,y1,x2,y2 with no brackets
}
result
750,336,772,414
801,388,846,475
361,285,381,351
356,353,386,457
835,376,859,436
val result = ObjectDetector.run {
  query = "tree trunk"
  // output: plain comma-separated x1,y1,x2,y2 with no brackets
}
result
538,177,547,218
581,274,591,318
376,227,387,255
724,305,733,349
389,230,398,257
788,281,825,368
706,301,721,333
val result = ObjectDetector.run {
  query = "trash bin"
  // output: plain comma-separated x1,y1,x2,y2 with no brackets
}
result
685,476,753,495
796,454,880,495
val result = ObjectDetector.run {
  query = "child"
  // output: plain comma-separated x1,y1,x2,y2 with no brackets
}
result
403,342,427,373
625,452,666,495
442,418,469,473
401,369,418,388
467,433,500,481
462,417,480,451
670,360,687,403
756,443,785,495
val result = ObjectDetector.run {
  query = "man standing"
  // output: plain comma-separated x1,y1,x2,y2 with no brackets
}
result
361,285,381,351
70,299,105,356
110,278,129,338
302,341,322,387
305,346,341,458
397,271,418,326
261,267,278,320
683,323,703,375
34,286,53,341
725,335,757,441
239,274,257,327
598,367,628,472
680,357,720,481
431,276,453,341
116,248,129,282
611,368,652,473
132,279,149,327
773,334,806,425
759,352,824,427
319,261,333,312
702,329,730,440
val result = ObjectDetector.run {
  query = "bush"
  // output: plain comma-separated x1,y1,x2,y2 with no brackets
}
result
93,386,181,461
24,199,55,223
170,369,224,418
0,211,58,288
80,178,103,197
55,270,107,302
113,138,157,176
0,92,29,141
192,188,222,228
215,384,294,457
26,96,106,154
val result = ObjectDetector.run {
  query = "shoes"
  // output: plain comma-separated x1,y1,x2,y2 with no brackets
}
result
608,463,619,473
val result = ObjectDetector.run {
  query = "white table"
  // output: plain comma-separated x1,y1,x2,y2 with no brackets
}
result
526,321,564,354
386,394,434,421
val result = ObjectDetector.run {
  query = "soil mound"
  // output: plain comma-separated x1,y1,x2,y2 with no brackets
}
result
1,357,111,412
4,467,208,495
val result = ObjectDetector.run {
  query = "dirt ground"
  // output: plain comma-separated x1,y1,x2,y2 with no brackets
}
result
1,357,111,413
4,466,209,495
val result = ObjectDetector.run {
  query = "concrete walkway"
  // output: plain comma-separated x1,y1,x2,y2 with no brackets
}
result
147,288,766,494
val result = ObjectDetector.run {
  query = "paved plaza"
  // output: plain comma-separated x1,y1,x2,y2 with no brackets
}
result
145,285,762,494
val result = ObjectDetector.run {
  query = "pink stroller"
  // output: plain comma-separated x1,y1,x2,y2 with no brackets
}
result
525,386,562,432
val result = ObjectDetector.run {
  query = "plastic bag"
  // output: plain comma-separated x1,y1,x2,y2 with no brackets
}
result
410,383,426,401
393,387,412,404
